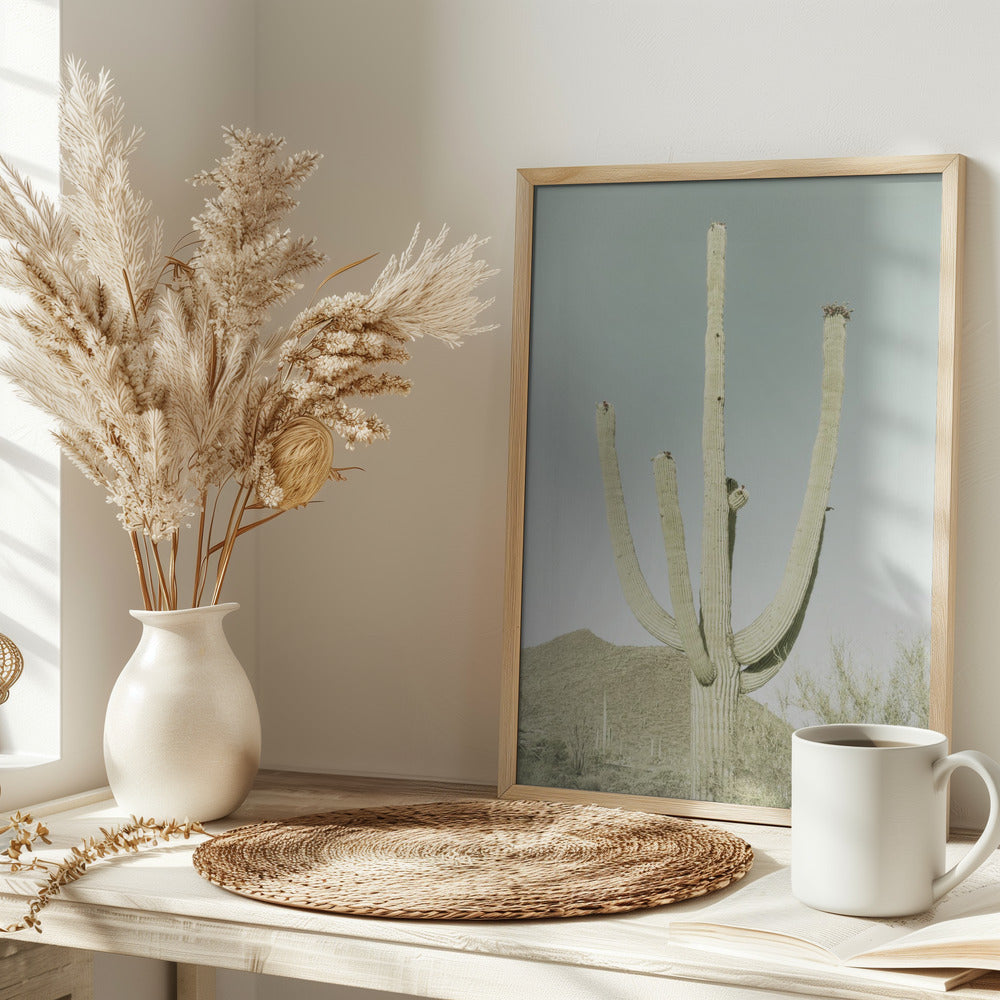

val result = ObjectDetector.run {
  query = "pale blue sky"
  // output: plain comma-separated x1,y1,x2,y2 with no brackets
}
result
520,173,942,717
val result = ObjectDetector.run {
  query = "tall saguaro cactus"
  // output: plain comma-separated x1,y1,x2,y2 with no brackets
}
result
596,223,849,802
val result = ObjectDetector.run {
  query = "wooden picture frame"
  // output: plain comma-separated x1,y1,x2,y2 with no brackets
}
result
499,156,964,824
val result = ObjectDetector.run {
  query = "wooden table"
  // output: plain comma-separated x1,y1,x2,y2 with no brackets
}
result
3,771,1000,1000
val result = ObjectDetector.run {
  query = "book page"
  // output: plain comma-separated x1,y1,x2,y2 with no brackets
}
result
907,845,1000,925
848,846,1000,966
670,869,906,962
853,913,1000,968
672,848,1000,966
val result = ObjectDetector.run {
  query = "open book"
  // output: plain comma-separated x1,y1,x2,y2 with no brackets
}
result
670,848,1000,992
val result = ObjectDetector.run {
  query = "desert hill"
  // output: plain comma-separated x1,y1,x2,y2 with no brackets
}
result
516,629,793,807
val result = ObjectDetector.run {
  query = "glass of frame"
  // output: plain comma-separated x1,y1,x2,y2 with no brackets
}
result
500,156,964,824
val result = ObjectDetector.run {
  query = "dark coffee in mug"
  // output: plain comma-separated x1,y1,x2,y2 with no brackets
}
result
823,738,916,748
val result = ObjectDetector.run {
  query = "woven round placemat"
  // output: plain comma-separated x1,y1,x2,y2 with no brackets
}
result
192,799,753,920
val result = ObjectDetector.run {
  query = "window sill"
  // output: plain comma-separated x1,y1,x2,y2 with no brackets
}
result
0,752,59,770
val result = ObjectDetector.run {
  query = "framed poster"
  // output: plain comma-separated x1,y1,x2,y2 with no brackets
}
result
499,156,964,824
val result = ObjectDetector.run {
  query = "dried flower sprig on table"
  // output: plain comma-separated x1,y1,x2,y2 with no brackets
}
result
0,810,209,933
0,60,497,609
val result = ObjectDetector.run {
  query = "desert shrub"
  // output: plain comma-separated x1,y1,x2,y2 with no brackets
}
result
783,634,929,729
733,698,793,807
516,733,571,786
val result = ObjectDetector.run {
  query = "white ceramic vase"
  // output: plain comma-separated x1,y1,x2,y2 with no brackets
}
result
103,602,261,822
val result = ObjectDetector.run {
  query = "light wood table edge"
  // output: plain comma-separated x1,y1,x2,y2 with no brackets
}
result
3,893,990,1000
6,773,999,1000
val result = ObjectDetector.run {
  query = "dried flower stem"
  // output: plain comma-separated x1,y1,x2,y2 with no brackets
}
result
0,812,210,934
129,531,153,611
196,484,229,607
149,539,169,612
204,508,288,557
308,251,379,307
168,530,179,609
211,486,251,606
192,494,207,608
141,535,156,606
121,267,140,326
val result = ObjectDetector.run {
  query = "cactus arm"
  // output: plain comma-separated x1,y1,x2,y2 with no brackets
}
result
596,401,684,650
653,452,715,685
725,477,749,582
739,657,785,694
739,518,826,694
700,223,734,669
733,307,849,667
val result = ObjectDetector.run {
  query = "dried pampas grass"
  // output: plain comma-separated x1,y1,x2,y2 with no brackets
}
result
0,59,496,610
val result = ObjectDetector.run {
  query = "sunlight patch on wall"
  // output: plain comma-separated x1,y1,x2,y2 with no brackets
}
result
0,0,60,762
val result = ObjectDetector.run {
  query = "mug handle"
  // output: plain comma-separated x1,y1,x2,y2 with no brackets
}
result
932,750,1000,902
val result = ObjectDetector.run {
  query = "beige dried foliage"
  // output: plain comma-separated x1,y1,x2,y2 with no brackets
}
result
265,416,335,510
0,59,497,610
0,810,209,933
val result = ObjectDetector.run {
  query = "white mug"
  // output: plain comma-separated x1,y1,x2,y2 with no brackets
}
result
791,724,1000,917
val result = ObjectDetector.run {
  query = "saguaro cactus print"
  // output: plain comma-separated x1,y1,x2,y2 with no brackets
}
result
596,222,849,801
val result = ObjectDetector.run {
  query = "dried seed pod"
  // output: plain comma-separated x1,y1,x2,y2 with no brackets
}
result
266,416,335,510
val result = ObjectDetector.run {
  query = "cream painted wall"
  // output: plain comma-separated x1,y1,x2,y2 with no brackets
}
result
253,0,509,784
253,0,1000,834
